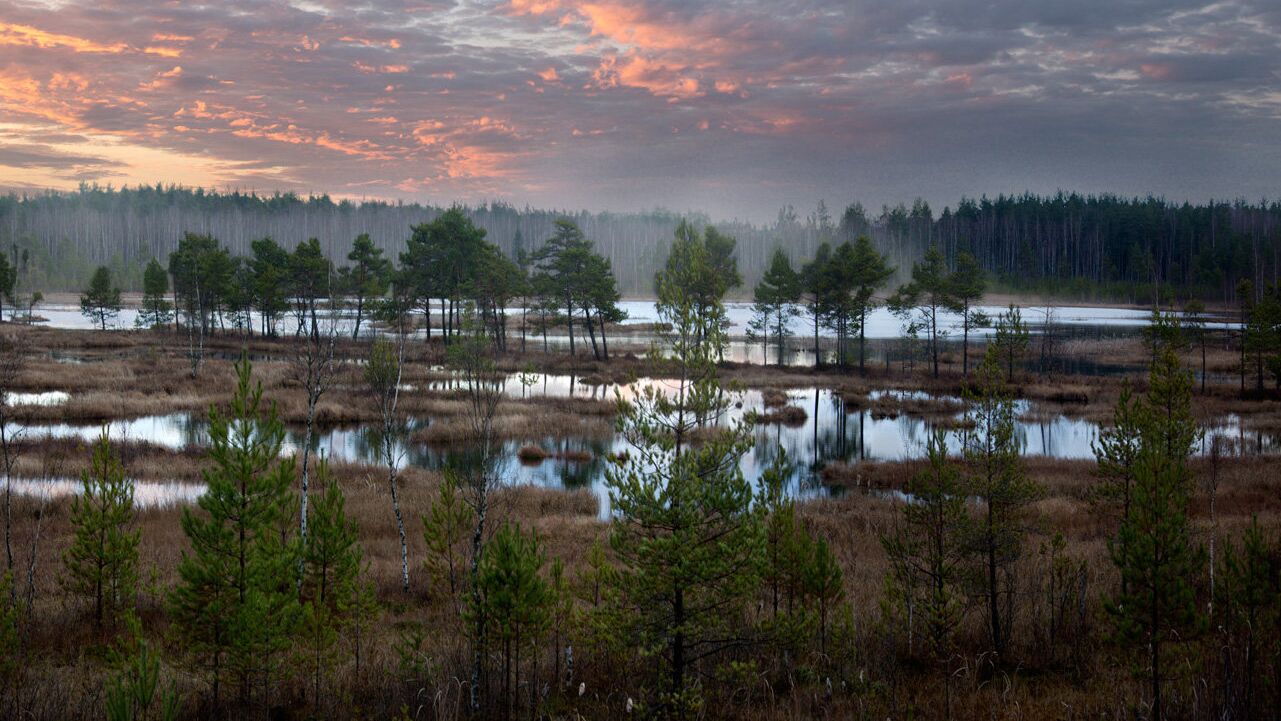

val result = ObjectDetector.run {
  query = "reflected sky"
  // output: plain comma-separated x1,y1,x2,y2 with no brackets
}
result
8,374,1275,518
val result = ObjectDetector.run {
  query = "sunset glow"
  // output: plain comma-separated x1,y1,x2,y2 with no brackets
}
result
0,0,1277,219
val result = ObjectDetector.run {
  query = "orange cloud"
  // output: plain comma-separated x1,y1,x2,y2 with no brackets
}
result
141,66,183,90
594,51,701,99
49,72,91,92
143,46,184,58
0,22,128,54
355,61,410,74
231,123,388,159
339,36,402,49
0,22,183,58
0,70,82,126
512,0,742,100
538,67,559,82
510,0,563,15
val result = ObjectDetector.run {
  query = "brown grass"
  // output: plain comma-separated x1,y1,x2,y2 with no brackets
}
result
753,404,808,426
5,322,1281,719
516,444,548,462
760,388,789,408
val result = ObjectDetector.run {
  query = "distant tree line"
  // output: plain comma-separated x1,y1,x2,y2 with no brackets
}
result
5,185,1280,304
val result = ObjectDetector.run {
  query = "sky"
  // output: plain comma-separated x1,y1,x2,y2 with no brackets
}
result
0,0,1278,222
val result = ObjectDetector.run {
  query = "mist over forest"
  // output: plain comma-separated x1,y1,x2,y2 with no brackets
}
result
4,185,1278,303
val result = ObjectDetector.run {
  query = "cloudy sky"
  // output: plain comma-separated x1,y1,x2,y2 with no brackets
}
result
0,0,1278,221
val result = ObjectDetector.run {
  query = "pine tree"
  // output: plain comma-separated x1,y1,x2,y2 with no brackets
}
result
820,242,859,367
61,432,139,631
574,538,624,665
889,245,957,378
881,431,969,712
290,238,331,339
299,457,361,608
344,233,391,339
655,220,740,360
1218,517,1281,716
547,556,573,692
1244,284,1281,389
1092,382,1143,536
468,523,552,719
849,235,895,375
757,449,796,620
105,616,181,721
532,219,593,357
136,259,173,329
961,353,1039,659
949,251,988,376
990,304,1030,382
168,356,299,709
801,243,833,367
748,248,801,366
296,465,367,721
422,471,472,612
806,537,844,656
250,237,291,337
80,265,122,330
607,263,763,717
1106,347,1205,720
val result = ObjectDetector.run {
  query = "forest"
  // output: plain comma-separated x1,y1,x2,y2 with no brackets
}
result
1,185,1278,304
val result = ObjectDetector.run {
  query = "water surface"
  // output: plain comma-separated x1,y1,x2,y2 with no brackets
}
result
8,375,1274,517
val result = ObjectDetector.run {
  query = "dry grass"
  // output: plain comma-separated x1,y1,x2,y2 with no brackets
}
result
7,430,1279,719
760,388,789,408
5,322,1281,719
753,404,808,426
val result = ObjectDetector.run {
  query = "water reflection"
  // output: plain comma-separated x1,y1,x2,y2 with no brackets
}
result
4,391,69,406
7,376,1277,518
34,300,1233,371
1,476,205,508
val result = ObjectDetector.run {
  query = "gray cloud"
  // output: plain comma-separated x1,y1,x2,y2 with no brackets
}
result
0,143,123,172
0,0,1276,220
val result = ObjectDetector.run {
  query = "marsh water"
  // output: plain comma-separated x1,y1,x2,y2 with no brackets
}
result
6,373,1276,517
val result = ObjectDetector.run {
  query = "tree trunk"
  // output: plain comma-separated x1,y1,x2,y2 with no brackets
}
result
598,309,610,361
813,309,821,368
931,305,940,379
389,468,408,592
859,308,867,376
672,585,685,708
566,298,575,357
353,295,364,339
583,309,600,360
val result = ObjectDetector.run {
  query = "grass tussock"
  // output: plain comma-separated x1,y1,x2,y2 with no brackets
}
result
754,404,808,426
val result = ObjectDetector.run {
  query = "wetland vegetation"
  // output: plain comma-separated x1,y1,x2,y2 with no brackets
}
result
0,210,1280,721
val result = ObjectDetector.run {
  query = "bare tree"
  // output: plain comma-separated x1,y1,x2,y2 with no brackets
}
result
366,294,411,592
184,282,206,378
1205,435,1223,620
447,308,504,715
21,438,59,614
0,336,28,586
292,288,342,546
